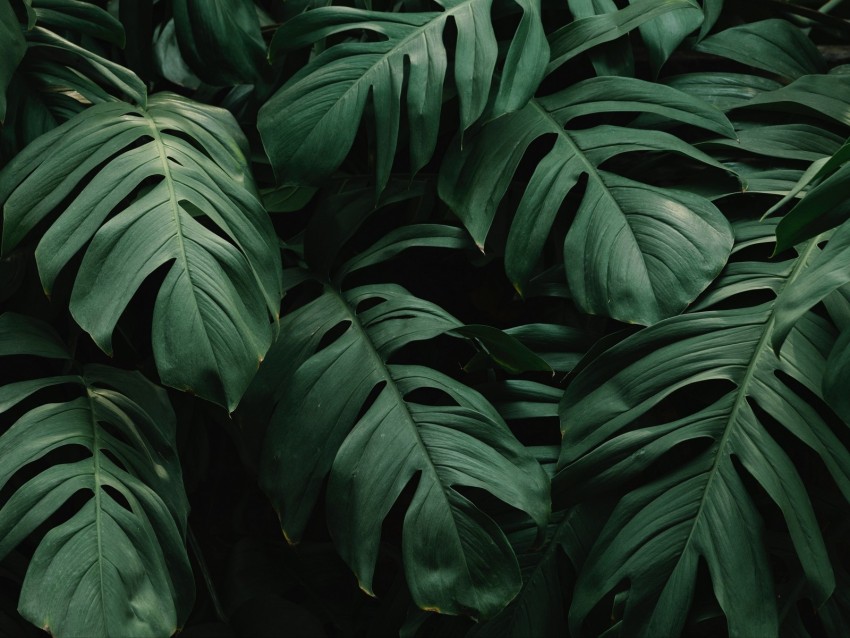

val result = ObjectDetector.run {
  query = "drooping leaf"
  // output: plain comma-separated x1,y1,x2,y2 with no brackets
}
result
701,123,843,163
741,74,850,127
24,25,146,105
694,19,826,80
664,72,782,111
439,76,734,324
258,0,548,191
0,317,194,637
824,325,850,424
547,0,700,74
1,0,146,158
0,94,283,411
559,224,849,636
254,279,548,618
30,0,125,46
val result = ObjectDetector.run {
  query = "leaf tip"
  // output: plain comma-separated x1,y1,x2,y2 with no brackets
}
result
282,528,300,546
421,606,441,614
358,581,376,597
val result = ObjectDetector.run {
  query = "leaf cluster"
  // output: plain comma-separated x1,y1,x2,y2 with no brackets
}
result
2,0,850,636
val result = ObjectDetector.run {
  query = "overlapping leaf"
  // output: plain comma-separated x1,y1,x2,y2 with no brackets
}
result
548,0,701,74
558,221,850,636
0,93,283,411
0,315,193,637
239,186,549,619
439,76,735,324
258,0,548,191
1,0,146,160
251,276,549,618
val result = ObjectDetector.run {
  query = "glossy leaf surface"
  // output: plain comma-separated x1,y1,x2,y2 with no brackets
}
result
256,279,549,618
0,94,282,411
258,0,548,191
559,229,848,636
439,77,734,324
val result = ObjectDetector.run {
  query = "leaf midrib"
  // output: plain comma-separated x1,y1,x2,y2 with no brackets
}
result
143,111,221,398
293,0,480,131
86,388,108,634
326,284,481,607
527,99,657,304
675,236,820,573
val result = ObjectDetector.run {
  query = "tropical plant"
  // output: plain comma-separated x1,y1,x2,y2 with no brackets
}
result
1,0,850,636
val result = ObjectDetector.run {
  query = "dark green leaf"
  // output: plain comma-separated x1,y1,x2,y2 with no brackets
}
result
0,0,25,122
694,19,825,80
548,0,700,74
259,0,548,191
0,365,194,637
0,312,68,359
172,0,267,86
439,77,734,324
255,281,549,618
0,95,282,411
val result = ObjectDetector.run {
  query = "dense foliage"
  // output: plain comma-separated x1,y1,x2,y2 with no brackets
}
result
2,0,850,636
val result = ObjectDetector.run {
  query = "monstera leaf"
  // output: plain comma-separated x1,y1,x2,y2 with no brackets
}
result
439,76,735,324
0,313,193,637
0,93,283,411
254,277,548,618
258,0,548,191
237,184,549,619
1,0,147,158
557,220,850,636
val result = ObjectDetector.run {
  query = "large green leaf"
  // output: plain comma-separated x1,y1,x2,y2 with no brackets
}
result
0,316,193,637
439,76,734,324
0,93,282,411
558,224,849,636
741,74,850,127
254,278,548,618
258,0,548,191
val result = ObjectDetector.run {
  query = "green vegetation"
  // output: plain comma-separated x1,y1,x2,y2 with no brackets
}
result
2,0,850,635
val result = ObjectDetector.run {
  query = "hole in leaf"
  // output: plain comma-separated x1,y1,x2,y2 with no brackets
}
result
316,320,352,353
